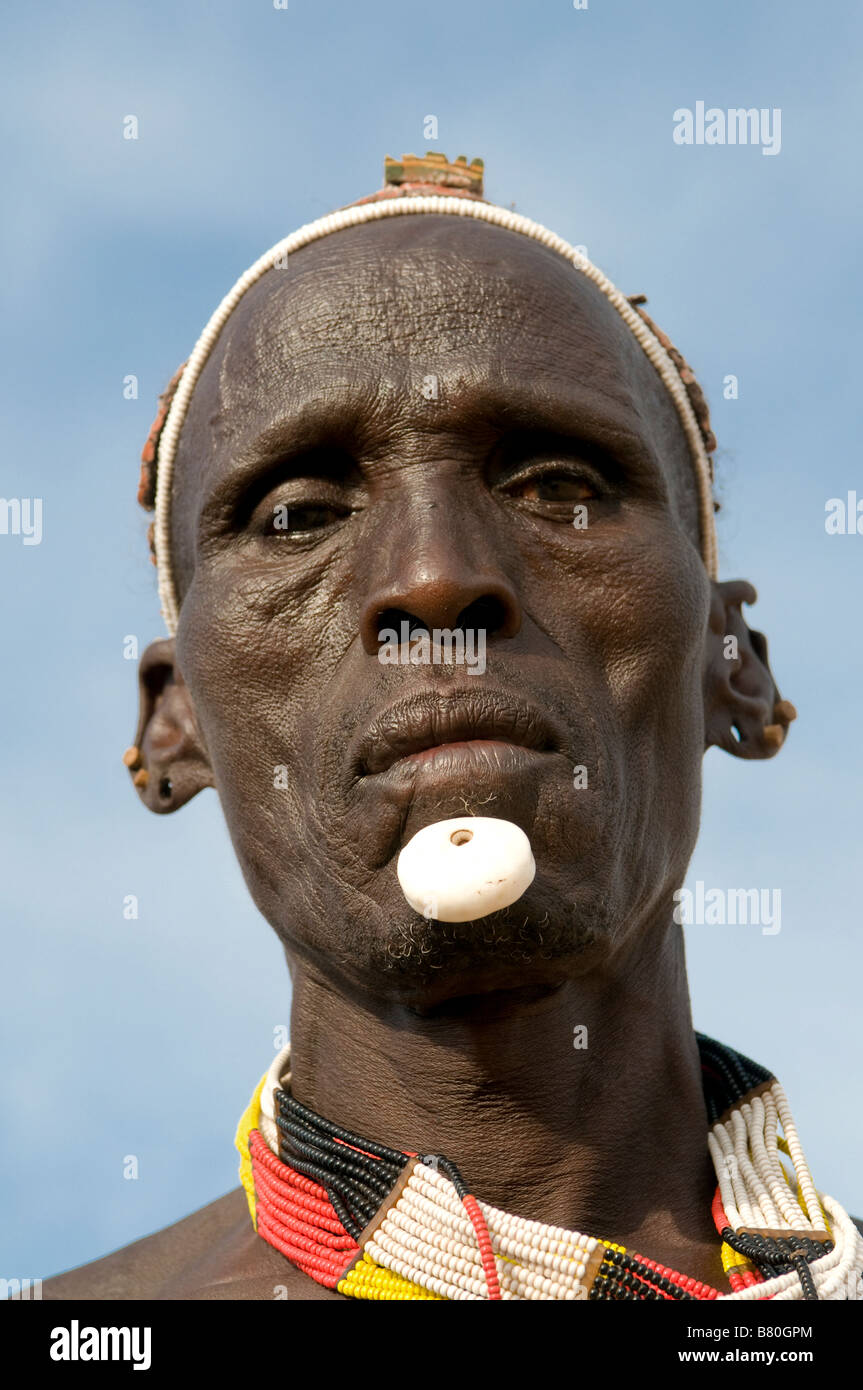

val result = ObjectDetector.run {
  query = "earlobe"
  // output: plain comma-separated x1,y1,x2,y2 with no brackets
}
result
704,580,797,760
124,638,215,813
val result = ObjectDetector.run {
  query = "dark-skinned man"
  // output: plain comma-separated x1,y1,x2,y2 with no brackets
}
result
40,155,862,1302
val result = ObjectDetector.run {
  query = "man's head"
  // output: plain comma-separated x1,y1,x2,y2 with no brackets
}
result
130,174,793,1009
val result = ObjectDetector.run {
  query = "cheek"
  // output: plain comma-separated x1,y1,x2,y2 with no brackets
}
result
517,516,709,880
599,535,710,735
173,556,366,881
178,554,353,727
590,527,709,888
597,536,709,841
173,575,324,924
520,512,709,728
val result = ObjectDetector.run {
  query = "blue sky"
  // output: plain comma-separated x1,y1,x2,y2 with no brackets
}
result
2,0,862,1279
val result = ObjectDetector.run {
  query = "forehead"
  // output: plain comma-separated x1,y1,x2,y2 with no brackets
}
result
173,215,696,528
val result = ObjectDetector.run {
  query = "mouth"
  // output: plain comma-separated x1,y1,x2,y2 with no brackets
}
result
354,689,562,778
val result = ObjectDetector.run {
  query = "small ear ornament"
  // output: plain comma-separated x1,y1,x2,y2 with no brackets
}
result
123,745,150,788
762,698,797,751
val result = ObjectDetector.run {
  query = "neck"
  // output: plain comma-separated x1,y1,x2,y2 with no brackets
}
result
286,920,722,1281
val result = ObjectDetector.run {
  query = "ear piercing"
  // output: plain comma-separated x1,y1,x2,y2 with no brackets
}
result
123,745,151,788
763,699,797,749
123,747,174,798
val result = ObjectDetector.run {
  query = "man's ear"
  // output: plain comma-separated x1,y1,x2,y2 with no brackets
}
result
123,638,215,813
705,580,797,760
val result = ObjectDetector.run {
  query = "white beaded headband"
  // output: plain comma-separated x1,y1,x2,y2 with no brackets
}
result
152,194,719,633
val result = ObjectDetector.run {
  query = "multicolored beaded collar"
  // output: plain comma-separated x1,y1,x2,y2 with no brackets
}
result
235,1035,863,1301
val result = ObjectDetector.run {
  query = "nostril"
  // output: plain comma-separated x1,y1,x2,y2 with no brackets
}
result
364,580,522,654
378,598,511,640
376,608,425,640
456,596,508,636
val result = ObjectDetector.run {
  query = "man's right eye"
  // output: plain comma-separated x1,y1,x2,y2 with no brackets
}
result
262,500,350,537
250,497,351,539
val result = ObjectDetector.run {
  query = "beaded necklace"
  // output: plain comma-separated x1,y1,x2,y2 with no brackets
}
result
235,1034,863,1301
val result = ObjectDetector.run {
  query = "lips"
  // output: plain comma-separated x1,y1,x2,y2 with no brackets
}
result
354,690,562,776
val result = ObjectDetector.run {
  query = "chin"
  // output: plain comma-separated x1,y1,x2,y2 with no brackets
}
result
234,792,659,1009
297,874,623,1011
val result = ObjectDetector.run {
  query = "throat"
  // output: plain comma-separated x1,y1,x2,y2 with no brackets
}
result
286,943,713,1243
236,1017,850,1300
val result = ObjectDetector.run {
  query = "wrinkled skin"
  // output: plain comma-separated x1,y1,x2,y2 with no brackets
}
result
140,217,785,1002
45,216,795,1299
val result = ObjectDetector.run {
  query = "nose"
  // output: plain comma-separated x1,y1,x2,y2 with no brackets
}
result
359,504,522,656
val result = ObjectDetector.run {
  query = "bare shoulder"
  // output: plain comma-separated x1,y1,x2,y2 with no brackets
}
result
38,1187,339,1301
38,1197,862,1301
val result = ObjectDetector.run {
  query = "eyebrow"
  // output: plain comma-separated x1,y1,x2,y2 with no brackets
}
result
459,378,655,464
198,371,664,525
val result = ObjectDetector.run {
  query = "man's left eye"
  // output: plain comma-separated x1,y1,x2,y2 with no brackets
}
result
507,470,598,504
